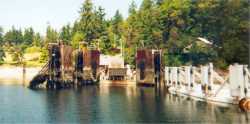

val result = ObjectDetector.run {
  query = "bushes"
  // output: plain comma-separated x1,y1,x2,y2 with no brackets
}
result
25,46,41,53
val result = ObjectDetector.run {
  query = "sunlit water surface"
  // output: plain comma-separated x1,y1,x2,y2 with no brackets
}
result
0,84,249,123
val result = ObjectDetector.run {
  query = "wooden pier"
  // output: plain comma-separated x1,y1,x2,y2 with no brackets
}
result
29,43,100,89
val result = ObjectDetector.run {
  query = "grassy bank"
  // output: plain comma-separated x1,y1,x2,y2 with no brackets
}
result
2,46,45,67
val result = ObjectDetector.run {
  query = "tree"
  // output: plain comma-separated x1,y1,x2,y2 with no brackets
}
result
59,24,72,44
23,27,34,46
71,32,85,49
0,47,5,64
110,10,124,47
9,45,24,64
33,33,42,47
129,0,137,14
136,0,162,48
4,26,23,45
39,47,48,63
111,10,123,37
45,25,58,44
0,27,4,64
77,0,96,43
0,27,3,45
218,0,250,64
125,1,138,46
38,25,58,63
75,0,107,45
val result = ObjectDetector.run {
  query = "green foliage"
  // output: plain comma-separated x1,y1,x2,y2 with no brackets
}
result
39,47,48,63
23,27,34,46
124,43,136,66
46,25,58,43
59,24,72,44
74,0,107,44
0,28,4,64
32,33,42,47
0,0,248,68
0,47,5,64
4,27,23,45
99,35,112,54
164,54,183,67
0,27,3,45
25,46,41,53
8,46,24,64
111,10,123,38
71,32,85,49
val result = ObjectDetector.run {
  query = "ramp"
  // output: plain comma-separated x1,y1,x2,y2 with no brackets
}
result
29,62,49,89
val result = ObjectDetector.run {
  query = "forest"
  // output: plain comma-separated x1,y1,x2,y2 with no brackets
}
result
0,0,249,69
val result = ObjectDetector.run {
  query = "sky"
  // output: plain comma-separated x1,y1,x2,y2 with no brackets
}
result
0,0,142,35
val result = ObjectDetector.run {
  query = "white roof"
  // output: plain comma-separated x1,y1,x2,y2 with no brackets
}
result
100,54,124,68
197,37,213,45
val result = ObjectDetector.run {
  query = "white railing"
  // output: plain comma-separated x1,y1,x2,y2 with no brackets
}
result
165,63,250,101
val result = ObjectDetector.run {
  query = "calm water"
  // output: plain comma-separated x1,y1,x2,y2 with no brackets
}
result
0,84,249,123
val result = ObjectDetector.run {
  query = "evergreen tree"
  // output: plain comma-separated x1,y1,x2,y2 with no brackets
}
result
45,25,58,44
33,33,42,47
71,32,85,49
4,27,23,45
0,27,3,45
136,0,162,48
110,10,123,47
74,0,107,45
23,27,34,46
77,0,96,43
59,24,72,44
0,27,5,63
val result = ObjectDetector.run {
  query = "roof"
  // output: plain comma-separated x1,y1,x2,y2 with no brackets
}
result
100,54,124,68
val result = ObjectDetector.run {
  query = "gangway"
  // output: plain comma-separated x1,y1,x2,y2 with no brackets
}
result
165,63,250,111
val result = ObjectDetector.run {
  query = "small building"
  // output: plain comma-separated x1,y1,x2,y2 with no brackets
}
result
99,54,127,80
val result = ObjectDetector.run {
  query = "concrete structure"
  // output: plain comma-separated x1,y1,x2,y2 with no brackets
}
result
165,63,250,111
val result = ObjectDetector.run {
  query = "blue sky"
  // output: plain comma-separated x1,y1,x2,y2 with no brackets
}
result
0,0,142,35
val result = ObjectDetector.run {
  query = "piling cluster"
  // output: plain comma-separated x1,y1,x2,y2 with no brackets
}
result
29,43,100,89
136,49,163,86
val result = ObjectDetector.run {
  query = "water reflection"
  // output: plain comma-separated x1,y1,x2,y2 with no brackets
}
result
42,85,250,123
1,85,249,123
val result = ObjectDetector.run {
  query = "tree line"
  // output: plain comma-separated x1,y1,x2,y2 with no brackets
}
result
0,0,249,68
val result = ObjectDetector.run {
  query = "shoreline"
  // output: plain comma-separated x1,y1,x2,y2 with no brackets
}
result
0,66,41,85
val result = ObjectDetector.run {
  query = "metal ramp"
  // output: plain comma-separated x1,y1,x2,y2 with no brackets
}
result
29,61,49,89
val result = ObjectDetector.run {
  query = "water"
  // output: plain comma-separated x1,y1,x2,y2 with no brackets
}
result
0,84,249,123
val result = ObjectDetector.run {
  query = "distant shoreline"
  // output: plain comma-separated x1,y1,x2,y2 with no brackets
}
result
0,66,41,86
0,63,45,68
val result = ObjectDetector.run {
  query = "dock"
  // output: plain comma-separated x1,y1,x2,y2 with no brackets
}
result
28,45,250,111
29,42,100,89
164,63,250,111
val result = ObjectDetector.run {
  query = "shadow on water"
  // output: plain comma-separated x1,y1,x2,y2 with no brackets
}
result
39,85,250,123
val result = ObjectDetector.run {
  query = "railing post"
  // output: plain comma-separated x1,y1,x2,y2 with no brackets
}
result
229,64,244,99
177,67,180,87
165,67,169,86
185,66,191,90
209,63,213,92
190,66,195,89
169,67,172,86
244,65,249,97
201,65,209,94
173,67,178,86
